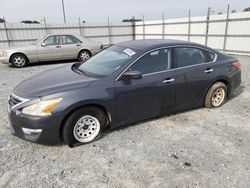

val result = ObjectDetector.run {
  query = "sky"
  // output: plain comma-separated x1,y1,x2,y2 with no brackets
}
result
0,0,249,23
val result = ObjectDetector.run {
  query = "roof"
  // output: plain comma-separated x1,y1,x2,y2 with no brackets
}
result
116,39,206,52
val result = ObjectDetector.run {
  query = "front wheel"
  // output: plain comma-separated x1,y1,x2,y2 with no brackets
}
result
77,50,91,62
62,107,107,147
10,54,28,68
205,82,227,108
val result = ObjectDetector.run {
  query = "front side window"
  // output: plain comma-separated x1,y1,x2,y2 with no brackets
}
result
174,47,215,68
78,45,134,77
129,48,171,75
44,35,60,45
62,35,81,44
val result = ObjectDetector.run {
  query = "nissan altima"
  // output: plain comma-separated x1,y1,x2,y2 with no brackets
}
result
0,34,103,68
8,39,241,147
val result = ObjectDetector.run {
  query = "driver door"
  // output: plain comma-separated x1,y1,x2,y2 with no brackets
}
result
114,48,176,124
36,35,63,61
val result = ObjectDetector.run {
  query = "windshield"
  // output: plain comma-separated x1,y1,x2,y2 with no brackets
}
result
32,35,47,45
78,45,135,77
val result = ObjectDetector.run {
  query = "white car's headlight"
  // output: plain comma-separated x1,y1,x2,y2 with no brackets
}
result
0,50,7,56
22,97,63,116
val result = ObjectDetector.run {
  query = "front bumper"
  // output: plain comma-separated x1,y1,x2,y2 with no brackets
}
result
8,94,63,145
0,56,9,64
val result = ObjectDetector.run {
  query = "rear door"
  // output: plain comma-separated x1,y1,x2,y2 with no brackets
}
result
114,48,176,123
173,47,216,109
36,35,62,61
61,35,82,59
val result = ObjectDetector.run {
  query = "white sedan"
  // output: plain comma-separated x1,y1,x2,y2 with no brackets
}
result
0,34,103,68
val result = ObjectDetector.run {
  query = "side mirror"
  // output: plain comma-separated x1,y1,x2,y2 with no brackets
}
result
121,71,142,80
41,42,46,47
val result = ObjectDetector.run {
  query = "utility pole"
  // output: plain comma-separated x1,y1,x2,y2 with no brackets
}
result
61,0,66,23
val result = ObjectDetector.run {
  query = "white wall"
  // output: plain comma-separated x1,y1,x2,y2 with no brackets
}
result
135,12,250,55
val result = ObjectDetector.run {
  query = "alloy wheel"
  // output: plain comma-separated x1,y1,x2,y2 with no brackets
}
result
13,56,26,67
79,51,90,61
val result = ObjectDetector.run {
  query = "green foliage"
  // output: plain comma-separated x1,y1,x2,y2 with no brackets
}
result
243,7,250,12
20,20,40,24
122,17,142,22
0,18,5,23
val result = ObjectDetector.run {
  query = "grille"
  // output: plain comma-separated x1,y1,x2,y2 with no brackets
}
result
9,94,22,108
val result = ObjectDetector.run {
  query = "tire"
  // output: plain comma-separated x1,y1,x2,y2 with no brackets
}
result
205,82,227,108
77,50,91,62
62,107,107,147
10,54,28,68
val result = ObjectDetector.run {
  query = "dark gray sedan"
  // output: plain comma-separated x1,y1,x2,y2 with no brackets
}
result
8,39,241,147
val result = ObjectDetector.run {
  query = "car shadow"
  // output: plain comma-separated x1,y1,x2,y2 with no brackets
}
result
8,60,80,68
26,60,79,67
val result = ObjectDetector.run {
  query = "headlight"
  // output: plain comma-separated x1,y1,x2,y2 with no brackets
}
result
22,97,63,116
0,50,7,56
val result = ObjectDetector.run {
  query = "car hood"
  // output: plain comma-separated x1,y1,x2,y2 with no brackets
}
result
14,64,97,98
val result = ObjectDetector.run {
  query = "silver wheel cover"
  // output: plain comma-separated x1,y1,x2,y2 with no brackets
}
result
73,115,100,143
13,56,26,67
79,51,90,61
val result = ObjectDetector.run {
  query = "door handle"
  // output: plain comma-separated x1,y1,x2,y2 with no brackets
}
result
76,44,81,47
163,78,175,83
56,45,61,48
204,68,214,73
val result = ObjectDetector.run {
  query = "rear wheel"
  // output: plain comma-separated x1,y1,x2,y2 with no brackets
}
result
10,54,28,68
62,107,107,147
205,82,227,108
77,50,91,62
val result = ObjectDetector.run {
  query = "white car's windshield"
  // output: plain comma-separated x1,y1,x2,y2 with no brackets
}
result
78,45,136,77
32,36,47,45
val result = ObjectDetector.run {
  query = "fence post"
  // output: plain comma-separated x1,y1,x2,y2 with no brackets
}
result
107,17,112,45
44,17,48,35
188,10,191,42
3,17,10,47
205,7,211,46
132,20,136,40
78,17,82,36
142,15,145,39
223,4,230,53
162,13,165,39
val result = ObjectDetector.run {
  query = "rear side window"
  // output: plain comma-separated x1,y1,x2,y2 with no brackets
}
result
129,48,171,75
62,35,81,44
174,47,215,68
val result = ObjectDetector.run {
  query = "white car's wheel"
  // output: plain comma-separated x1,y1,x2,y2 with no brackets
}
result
10,54,28,68
78,50,91,62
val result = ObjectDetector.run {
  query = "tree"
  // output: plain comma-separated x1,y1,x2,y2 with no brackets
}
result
20,20,40,24
122,17,142,22
243,7,250,12
0,18,5,23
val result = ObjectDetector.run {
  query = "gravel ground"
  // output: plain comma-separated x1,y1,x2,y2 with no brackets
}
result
0,57,249,188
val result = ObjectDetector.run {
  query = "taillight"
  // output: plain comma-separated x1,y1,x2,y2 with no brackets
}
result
232,61,241,70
